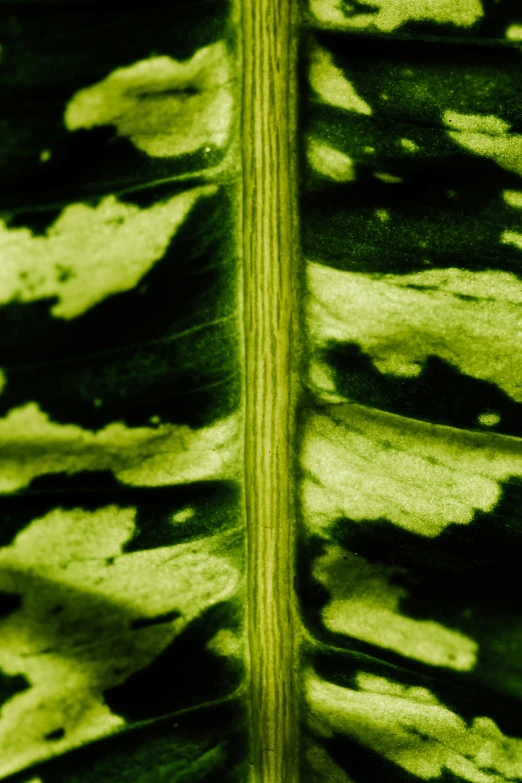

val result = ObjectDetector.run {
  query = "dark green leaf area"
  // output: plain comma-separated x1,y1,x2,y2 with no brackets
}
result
0,590,21,619
0,480,239,550
122,481,241,553
322,342,521,437
306,731,462,783
105,601,243,722
4,701,247,783
0,0,230,209
300,478,522,702
301,175,522,275
315,31,522,129
0,670,28,712
0,189,239,429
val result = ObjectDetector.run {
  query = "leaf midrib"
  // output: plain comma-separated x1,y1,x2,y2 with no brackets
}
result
240,0,302,780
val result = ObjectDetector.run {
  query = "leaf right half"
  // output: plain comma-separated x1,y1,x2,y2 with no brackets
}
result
300,2,522,781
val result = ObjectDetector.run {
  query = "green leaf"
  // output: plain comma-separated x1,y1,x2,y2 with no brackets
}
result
3,0,522,781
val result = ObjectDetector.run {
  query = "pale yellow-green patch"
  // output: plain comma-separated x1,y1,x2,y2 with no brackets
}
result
309,45,372,115
302,404,522,536
310,0,483,32
375,209,390,222
503,189,522,208
374,172,403,184
307,671,522,783
0,506,240,777
305,741,355,782
506,24,522,41
0,186,214,319
307,136,356,182
478,412,501,427
444,110,522,177
207,629,243,659
0,369,5,394
171,506,196,524
445,111,509,136
313,545,477,669
39,150,51,163
0,402,239,492
308,359,347,403
400,137,418,152
65,42,233,158
502,229,522,253
355,673,441,704
308,262,522,402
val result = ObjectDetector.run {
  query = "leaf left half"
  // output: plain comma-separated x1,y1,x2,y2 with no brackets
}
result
0,3,247,781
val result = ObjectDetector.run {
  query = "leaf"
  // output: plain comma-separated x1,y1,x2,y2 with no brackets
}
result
3,0,522,781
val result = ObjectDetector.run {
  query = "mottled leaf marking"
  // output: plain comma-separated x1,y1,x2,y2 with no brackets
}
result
400,137,419,152
65,43,233,159
0,507,240,777
374,172,403,184
0,187,214,320
506,25,522,41
477,412,502,427
207,628,243,659
445,111,522,179
503,190,522,209
309,0,484,32
308,262,522,402
0,403,239,492
307,136,356,182
307,671,522,783
309,45,371,115
302,404,522,536
313,544,477,669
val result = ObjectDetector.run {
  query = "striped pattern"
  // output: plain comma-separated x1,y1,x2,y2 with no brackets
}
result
241,0,301,780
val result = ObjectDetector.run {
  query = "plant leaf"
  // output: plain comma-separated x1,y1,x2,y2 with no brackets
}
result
4,0,522,780
300,8,522,781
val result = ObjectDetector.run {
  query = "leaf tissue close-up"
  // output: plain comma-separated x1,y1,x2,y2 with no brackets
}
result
3,0,522,781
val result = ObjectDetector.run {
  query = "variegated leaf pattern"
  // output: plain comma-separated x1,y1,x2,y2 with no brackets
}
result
0,2,246,782
301,2,522,781
4,0,522,781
